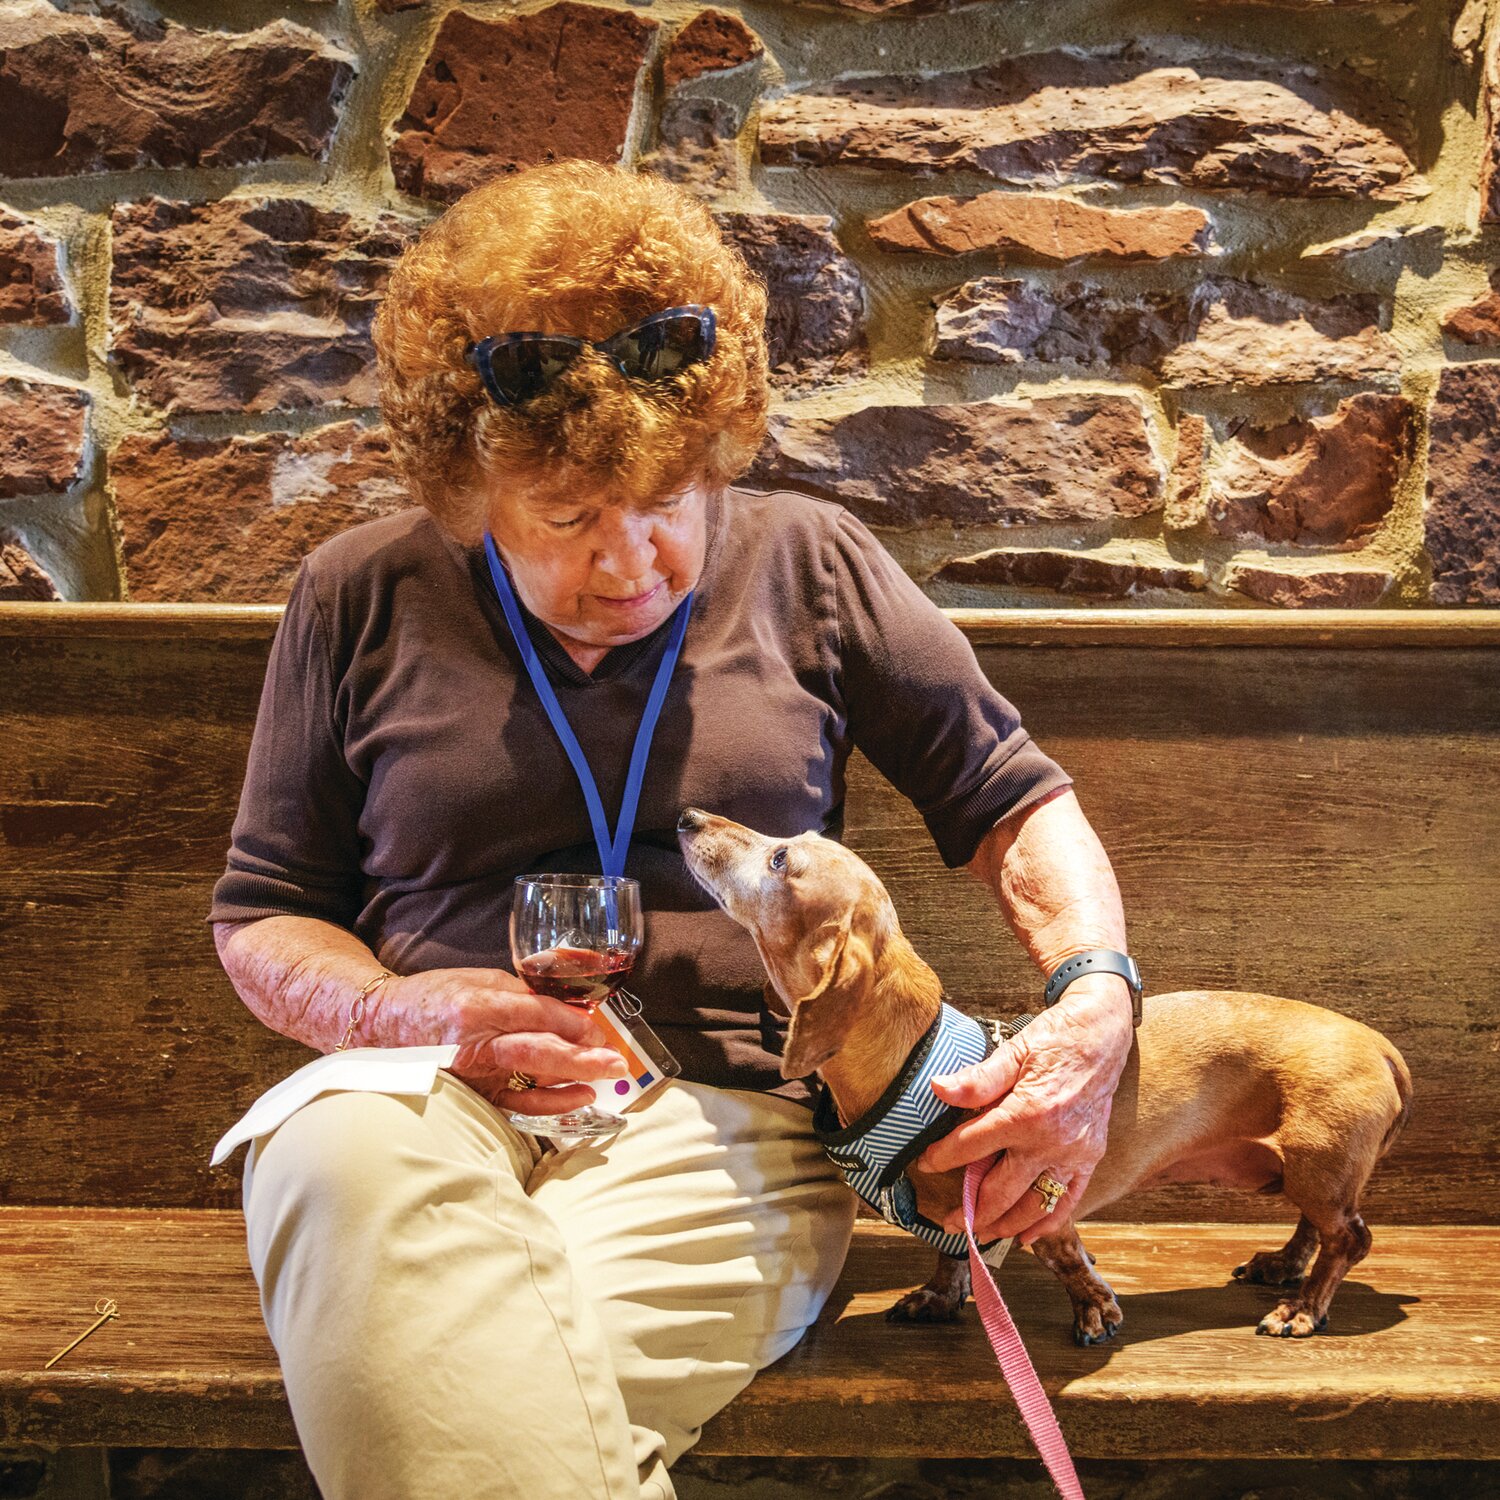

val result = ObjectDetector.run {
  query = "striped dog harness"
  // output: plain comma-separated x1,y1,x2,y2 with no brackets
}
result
811,1001,1035,1263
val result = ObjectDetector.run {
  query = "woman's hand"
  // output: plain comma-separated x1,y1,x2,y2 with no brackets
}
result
915,977,1134,1246
386,967,629,1113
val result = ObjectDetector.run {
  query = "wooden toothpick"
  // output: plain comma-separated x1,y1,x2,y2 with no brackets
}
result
44,1298,119,1369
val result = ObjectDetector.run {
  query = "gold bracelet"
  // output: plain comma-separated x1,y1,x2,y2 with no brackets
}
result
335,970,395,1052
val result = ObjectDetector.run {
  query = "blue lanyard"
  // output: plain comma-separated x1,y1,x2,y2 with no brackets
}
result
482,531,692,878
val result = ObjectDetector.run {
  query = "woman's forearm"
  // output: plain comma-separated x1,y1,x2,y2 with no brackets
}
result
214,918,629,1104
968,785,1133,1027
916,784,1135,1238
212,915,415,1053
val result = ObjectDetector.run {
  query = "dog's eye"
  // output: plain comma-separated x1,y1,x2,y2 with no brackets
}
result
769,846,788,873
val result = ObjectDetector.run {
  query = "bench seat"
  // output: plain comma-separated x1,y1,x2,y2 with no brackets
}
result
5,1209,1496,1460
4,605,1498,1472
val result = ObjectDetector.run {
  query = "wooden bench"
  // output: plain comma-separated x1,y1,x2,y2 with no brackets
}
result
3,604,1498,1466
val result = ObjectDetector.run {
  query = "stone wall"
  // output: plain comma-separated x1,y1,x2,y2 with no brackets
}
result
2,0,1500,606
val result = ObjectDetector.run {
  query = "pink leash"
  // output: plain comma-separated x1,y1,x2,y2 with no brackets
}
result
963,1158,1086,1500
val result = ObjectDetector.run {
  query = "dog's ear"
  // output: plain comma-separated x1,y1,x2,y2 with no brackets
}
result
779,912,875,1080
751,930,797,1017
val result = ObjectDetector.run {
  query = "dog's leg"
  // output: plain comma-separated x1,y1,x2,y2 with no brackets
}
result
1252,1121,1385,1338
886,1252,971,1323
1256,1206,1371,1338
1232,1214,1320,1287
1028,1222,1123,1347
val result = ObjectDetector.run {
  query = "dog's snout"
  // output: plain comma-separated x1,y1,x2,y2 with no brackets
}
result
677,807,707,833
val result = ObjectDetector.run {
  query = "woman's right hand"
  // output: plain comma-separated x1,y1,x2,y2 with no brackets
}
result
385,967,629,1113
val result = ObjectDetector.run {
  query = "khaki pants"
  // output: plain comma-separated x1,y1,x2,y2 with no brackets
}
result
241,1071,857,1500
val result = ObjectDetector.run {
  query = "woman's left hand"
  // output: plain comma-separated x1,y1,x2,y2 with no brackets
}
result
915,977,1135,1246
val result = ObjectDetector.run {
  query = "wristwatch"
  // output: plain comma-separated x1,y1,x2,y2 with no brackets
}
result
1043,949,1143,1027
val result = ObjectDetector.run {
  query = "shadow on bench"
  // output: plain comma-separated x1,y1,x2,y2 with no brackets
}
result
2,605,1497,1464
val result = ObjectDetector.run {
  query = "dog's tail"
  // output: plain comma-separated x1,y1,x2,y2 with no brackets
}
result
1377,1043,1413,1159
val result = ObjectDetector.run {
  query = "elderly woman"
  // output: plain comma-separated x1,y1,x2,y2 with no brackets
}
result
209,160,1135,1500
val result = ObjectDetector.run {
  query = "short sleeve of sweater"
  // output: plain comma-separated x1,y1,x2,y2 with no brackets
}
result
205,560,366,928
833,509,1074,868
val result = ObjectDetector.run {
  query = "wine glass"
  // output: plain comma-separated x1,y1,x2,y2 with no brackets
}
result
505,874,643,1140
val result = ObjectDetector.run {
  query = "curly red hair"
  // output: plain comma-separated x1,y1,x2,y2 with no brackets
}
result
372,161,771,544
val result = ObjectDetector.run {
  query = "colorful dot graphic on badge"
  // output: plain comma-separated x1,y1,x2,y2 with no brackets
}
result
615,1080,631,1095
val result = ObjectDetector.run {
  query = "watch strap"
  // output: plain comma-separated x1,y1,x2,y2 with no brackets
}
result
1043,949,1142,1026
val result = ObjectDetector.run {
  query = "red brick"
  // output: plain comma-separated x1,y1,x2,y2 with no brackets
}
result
644,11,765,195
934,547,1205,597
932,278,1399,385
713,213,866,390
1208,394,1414,548
109,197,419,415
0,529,62,601
390,4,658,205
664,10,762,89
1166,415,1210,530
0,2,351,177
1441,271,1500,345
760,49,1417,199
112,424,411,602
746,395,1163,529
0,376,88,499
0,208,71,325
1223,562,1395,607
932,279,1186,372
1425,362,1500,604
868,193,1213,263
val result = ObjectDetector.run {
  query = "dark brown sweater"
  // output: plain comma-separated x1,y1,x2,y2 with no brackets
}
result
207,485,1073,1103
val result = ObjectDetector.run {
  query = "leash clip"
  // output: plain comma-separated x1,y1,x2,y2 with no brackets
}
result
875,1176,919,1232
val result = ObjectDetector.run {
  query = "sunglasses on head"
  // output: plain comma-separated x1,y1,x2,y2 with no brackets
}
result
464,304,717,408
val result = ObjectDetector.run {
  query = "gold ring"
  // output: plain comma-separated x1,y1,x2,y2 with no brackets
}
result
506,1070,536,1092
1032,1172,1067,1216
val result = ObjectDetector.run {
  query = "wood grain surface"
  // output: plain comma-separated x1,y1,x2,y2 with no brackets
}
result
1,610,1496,1220
703,1219,1500,1460
3,603,1497,645
2,1209,1493,1459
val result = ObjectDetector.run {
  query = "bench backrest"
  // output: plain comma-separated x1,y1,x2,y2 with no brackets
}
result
2,606,1496,1221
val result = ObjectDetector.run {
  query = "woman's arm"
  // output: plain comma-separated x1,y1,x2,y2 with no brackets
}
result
914,785,1135,1246
214,915,407,1053
213,915,628,1110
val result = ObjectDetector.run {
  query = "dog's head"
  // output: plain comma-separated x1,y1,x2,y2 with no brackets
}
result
677,808,898,1079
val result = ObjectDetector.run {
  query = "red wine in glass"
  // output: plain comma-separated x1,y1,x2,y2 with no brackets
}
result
517,945,635,1009
506,874,644,1142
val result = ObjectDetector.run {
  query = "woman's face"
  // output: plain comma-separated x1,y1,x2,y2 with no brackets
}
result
485,476,711,651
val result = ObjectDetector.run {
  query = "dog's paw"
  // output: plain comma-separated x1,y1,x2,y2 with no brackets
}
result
1071,1296,1124,1347
1233,1250,1310,1287
1255,1304,1329,1338
885,1287,965,1324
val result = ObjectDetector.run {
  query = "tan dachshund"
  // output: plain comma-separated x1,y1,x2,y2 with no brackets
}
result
677,808,1412,1344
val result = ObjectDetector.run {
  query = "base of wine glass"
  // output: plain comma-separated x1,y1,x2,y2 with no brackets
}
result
503,1103,626,1143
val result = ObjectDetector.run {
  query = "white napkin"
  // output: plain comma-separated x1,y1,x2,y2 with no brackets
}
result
209,1044,461,1167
